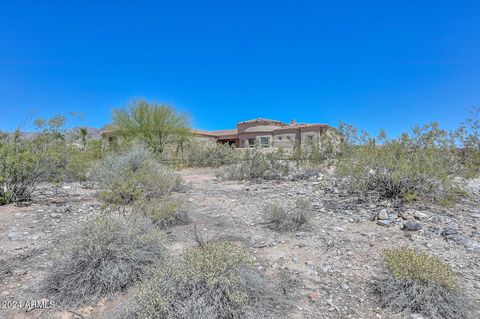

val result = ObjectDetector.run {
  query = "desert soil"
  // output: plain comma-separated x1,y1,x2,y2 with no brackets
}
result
1,168,479,319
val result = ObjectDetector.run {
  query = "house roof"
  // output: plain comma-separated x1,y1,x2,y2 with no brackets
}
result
236,118,286,126
192,129,238,138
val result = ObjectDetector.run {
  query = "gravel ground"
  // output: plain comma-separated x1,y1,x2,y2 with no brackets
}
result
0,169,479,318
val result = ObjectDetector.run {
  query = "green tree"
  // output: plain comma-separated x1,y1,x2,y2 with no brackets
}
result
76,127,89,150
112,99,191,153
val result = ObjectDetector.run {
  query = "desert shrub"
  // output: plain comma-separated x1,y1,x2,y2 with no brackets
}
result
374,247,467,319
337,122,462,203
186,140,239,167
0,118,69,205
63,141,104,182
222,148,290,180
264,198,313,232
135,197,190,228
290,133,340,165
41,213,164,306
90,144,180,205
0,116,105,204
0,132,45,204
114,241,293,319
456,107,480,177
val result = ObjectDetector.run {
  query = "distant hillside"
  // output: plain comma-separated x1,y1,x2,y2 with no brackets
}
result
4,126,106,141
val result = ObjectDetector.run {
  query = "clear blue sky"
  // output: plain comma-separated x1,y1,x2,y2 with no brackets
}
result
1,0,479,136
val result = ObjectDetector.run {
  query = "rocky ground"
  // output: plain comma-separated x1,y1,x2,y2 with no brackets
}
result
1,168,479,319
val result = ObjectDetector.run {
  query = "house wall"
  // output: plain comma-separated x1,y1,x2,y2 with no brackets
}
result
272,131,299,148
300,131,321,145
238,132,274,148
237,122,285,148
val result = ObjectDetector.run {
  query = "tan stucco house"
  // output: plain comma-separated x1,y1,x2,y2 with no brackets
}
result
193,118,338,149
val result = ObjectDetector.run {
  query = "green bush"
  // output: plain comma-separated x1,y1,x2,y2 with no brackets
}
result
40,213,164,306
115,241,293,319
383,247,457,290
90,144,180,205
457,107,480,177
0,116,104,204
186,140,239,167
337,123,462,203
374,248,467,318
222,148,290,181
135,197,190,228
0,133,43,204
290,132,340,165
0,124,69,204
63,141,104,182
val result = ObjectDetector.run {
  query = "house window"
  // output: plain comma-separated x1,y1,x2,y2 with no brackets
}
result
260,137,270,147
248,139,256,147
307,135,314,141
286,136,292,140
277,136,283,141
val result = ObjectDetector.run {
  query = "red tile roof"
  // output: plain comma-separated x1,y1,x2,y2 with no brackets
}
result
237,118,286,126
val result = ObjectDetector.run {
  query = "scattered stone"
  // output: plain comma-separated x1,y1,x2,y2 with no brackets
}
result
309,291,319,303
12,268,27,276
402,221,422,231
378,209,389,220
56,205,71,214
377,220,391,227
414,211,428,220
397,211,410,220
8,226,19,241
441,227,458,236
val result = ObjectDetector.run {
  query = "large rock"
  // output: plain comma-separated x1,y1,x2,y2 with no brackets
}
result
402,221,422,231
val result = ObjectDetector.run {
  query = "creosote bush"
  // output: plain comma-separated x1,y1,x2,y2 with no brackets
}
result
337,122,464,203
115,241,294,319
186,140,239,167
135,197,190,228
0,116,69,204
0,116,105,205
222,147,290,181
264,198,313,232
90,144,180,205
374,247,467,319
41,213,164,306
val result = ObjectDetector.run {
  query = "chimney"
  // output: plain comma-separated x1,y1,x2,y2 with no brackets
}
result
290,119,297,126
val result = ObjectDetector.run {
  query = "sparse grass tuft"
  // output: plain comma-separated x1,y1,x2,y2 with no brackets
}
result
374,247,468,319
264,198,312,232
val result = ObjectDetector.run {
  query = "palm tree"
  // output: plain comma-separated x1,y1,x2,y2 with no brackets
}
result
76,127,88,150
112,99,191,153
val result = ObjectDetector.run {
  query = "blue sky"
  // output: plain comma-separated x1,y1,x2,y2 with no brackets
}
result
0,0,479,136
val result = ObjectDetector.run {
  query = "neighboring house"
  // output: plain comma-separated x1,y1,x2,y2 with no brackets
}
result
193,118,338,149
